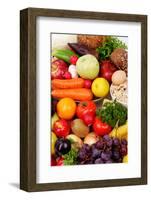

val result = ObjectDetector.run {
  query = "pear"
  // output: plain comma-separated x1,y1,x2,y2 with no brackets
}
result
109,121,128,140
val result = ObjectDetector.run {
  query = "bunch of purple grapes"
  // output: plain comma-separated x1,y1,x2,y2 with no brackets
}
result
77,135,127,164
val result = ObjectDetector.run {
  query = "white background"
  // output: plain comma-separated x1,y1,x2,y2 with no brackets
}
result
0,0,150,199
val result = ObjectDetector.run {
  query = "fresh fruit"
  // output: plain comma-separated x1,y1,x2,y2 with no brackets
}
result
109,121,128,140
91,77,109,97
71,119,89,138
57,98,76,120
63,71,72,79
66,134,83,148
56,157,64,166
53,119,70,137
52,88,93,101
100,60,117,82
52,78,84,89
51,59,68,79
55,138,71,155
69,55,79,65
77,144,92,164
51,132,57,155
84,79,92,89
77,135,128,165
93,117,112,136
76,101,96,126
76,54,99,80
123,155,128,163
51,113,59,130
52,49,78,63
84,132,99,146
68,65,78,78
111,70,126,85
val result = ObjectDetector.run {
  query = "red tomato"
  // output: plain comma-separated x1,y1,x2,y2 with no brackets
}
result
56,157,64,166
100,60,117,82
93,117,112,136
76,101,96,126
53,119,70,137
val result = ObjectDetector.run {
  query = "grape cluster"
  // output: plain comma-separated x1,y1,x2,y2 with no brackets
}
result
77,135,127,164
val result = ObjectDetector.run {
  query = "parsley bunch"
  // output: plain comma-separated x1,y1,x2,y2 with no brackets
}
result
96,100,127,128
96,36,128,60
63,148,78,165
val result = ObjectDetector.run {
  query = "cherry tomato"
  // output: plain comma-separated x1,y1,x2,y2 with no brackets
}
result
93,117,112,136
76,101,96,126
53,119,70,137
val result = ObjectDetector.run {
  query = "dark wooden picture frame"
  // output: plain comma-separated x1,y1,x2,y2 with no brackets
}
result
20,7,147,192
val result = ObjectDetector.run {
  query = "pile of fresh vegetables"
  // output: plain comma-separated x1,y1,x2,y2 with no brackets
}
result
51,35,128,166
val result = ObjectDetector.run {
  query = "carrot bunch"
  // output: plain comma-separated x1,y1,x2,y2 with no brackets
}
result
51,78,93,101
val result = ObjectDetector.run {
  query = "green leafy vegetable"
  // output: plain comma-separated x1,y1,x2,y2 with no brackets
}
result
96,36,128,60
63,148,78,165
96,100,127,128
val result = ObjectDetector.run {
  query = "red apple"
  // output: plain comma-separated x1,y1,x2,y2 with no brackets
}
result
100,60,117,82
84,79,92,89
51,59,68,79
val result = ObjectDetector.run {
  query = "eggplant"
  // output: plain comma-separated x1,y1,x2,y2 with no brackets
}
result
68,43,99,58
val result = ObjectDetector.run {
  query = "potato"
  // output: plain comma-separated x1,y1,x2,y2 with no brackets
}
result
71,119,89,138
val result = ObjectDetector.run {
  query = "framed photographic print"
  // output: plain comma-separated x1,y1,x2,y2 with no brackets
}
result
20,8,147,192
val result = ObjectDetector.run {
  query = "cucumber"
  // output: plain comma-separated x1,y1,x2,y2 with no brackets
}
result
52,49,77,63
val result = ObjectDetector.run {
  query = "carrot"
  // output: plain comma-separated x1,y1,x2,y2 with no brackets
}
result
52,78,84,89
52,88,93,101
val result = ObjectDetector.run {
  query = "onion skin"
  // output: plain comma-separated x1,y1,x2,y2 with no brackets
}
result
84,132,99,145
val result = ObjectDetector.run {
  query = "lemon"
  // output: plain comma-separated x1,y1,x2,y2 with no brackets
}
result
91,78,109,97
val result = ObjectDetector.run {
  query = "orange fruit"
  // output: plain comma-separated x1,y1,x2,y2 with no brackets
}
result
57,98,76,120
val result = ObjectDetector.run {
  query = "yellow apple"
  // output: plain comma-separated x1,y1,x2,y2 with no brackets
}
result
91,78,109,97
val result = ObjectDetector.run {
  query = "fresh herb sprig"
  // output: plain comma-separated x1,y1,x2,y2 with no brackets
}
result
96,100,127,128
63,148,78,165
96,36,128,60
